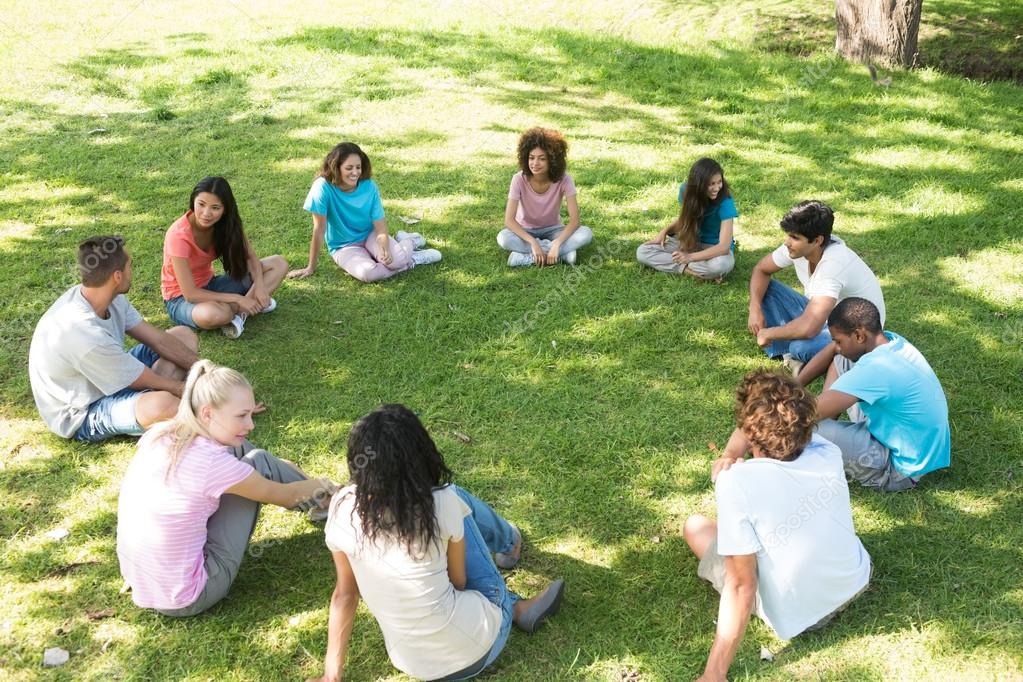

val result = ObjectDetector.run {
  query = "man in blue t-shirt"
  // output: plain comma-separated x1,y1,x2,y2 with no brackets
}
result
796,297,951,492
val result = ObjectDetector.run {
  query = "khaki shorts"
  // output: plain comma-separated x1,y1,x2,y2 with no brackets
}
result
697,542,768,624
697,542,871,634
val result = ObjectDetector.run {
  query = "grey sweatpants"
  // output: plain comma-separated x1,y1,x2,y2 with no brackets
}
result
816,356,917,493
157,441,311,617
636,238,734,279
816,420,917,492
496,224,593,254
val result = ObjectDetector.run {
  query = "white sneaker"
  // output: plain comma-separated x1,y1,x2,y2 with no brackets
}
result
508,251,534,267
395,231,426,249
260,298,277,314
782,352,804,376
221,314,246,339
410,248,442,266
562,250,577,265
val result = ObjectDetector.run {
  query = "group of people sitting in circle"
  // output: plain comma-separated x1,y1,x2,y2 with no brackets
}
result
26,127,951,681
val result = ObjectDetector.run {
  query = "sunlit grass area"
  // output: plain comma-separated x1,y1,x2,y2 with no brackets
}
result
1,1,1021,680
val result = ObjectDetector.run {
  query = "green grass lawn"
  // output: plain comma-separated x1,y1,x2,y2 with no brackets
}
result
1,1,1022,680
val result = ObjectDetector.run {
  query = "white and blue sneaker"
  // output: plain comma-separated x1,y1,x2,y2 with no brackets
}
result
221,314,246,339
411,248,442,266
395,230,426,249
508,251,534,267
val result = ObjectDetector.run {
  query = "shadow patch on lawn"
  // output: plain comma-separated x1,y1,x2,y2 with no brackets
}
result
749,0,1023,83
918,0,1023,83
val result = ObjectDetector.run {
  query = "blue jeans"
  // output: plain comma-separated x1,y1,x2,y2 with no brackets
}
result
164,274,252,328
760,280,832,362
439,485,520,680
74,344,159,442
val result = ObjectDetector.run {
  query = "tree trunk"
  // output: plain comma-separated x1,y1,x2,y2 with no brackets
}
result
835,0,923,68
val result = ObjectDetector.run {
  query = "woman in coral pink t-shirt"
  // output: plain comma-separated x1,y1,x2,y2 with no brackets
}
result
116,361,335,617
161,176,288,339
497,127,593,267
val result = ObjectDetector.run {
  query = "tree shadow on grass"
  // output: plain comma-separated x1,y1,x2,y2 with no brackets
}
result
770,491,1023,672
917,0,1023,83
0,428,127,541
746,0,1023,84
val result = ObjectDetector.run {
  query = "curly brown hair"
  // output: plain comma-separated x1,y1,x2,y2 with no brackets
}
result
735,370,817,461
517,127,568,181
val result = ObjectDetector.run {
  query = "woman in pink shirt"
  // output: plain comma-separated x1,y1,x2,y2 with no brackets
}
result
116,361,335,617
161,177,288,339
497,128,593,267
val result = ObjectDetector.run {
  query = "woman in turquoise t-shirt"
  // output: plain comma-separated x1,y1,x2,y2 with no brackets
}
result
287,142,442,283
637,157,738,280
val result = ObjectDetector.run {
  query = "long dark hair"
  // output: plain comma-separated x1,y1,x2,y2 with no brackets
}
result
673,157,730,250
347,404,453,555
189,177,248,280
320,142,372,186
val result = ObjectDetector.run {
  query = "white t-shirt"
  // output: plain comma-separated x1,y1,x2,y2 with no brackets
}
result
715,435,872,639
325,484,503,680
771,236,886,324
28,285,146,437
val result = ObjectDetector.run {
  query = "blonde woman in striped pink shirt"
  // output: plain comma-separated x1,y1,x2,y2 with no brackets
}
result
116,360,335,617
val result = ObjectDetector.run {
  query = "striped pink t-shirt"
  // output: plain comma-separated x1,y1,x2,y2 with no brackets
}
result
116,432,253,610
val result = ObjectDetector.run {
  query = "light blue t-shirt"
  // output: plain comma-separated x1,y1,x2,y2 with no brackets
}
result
303,176,385,251
831,332,951,478
677,184,738,250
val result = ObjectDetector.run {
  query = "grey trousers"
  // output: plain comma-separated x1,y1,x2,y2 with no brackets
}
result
816,420,917,492
496,224,593,254
157,441,309,617
636,238,735,279
817,356,917,493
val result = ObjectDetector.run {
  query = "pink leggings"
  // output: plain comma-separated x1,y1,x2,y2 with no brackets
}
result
330,236,413,283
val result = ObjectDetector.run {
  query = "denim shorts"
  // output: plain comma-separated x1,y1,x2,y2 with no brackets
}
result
74,344,160,442
164,274,252,328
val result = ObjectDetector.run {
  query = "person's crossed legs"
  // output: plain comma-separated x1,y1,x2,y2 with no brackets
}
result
186,256,287,329
759,280,832,362
135,326,198,428
75,326,198,442
332,238,413,283
816,419,916,492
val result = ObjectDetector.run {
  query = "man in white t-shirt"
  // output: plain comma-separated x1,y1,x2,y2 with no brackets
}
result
29,235,200,442
747,200,885,372
684,370,871,681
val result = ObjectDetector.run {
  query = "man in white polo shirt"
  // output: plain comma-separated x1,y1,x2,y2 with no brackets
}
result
747,200,885,372
684,370,871,681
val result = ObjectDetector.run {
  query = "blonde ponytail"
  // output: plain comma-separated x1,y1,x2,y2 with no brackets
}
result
162,360,252,476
